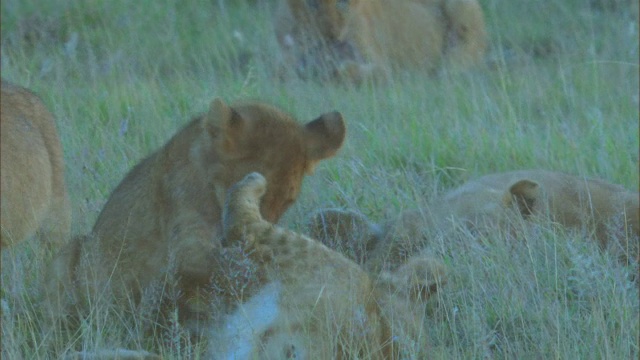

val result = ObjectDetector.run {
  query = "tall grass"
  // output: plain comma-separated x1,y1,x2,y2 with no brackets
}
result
1,0,638,358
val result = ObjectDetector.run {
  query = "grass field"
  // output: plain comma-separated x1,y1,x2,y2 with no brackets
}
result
1,0,638,358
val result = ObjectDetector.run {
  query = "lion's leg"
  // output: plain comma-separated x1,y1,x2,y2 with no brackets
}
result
162,210,222,341
40,235,86,356
38,191,71,252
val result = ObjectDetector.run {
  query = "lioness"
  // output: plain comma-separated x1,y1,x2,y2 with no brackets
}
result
275,0,487,82
309,170,639,269
45,98,346,343
1,79,71,249
212,172,446,359
438,170,639,262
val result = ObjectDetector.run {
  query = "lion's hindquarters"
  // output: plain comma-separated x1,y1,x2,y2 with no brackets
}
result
0,81,71,249
1,127,52,247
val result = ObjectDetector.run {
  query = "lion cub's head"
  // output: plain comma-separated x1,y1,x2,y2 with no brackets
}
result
200,99,346,222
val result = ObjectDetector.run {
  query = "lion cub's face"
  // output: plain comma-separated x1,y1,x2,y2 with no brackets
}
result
204,99,346,223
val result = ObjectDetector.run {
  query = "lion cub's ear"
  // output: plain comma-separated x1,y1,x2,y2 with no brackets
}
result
303,111,346,161
204,98,245,152
503,179,540,217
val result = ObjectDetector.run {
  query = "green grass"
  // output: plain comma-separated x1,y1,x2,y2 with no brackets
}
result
1,0,638,358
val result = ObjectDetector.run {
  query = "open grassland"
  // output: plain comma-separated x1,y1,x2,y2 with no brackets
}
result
1,0,638,358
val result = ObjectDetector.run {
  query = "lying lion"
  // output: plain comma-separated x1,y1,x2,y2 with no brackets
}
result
210,172,447,359
274,0,487,82
309,170,639,269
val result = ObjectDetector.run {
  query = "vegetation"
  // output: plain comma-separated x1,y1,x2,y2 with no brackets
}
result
1,0,638,358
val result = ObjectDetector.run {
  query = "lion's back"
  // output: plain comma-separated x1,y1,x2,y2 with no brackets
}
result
0,80,70,248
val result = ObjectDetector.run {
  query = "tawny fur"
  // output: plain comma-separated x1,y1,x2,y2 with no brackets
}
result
307,208,449,290
306,208,383,265
216,172,445,359
440,170,639,263
44,98,346,342
309,170,640,268
274,0,487,82
1,79,71,249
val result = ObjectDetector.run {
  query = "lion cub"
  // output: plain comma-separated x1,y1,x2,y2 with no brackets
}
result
45,98,346,343
215,172,446,359
1,79,71,249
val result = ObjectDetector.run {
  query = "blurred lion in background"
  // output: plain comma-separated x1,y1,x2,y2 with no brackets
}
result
309,170,639,269
274,0,487,82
